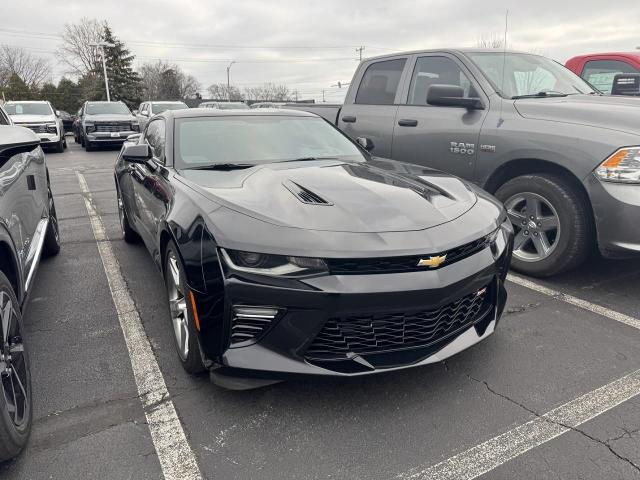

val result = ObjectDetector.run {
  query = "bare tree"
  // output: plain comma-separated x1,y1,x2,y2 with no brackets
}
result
140,60,201,99
242,83,291,101
476,33,505,49
207,83,242,101
0,45,51,89
57,17,105,76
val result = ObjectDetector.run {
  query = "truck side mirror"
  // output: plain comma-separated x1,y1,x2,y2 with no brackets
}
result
356,136,375,152
427,84,484,110
122,143,152,163
611,73,640,96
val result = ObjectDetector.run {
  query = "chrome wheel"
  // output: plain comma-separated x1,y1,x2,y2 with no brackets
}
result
505,192,560,262
0,292,29,428
49,189,59,244
166,252,189,361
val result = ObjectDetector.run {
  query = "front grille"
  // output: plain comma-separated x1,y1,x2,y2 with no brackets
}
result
326,236,488,275
17,123,46,134
305,285,492,360
95,122,131,133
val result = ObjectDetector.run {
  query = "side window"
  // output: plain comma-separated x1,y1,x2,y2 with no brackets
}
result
355,58,406,105
582,60,638,94
145,120,166,162
0,108,9,125
408,56,477,105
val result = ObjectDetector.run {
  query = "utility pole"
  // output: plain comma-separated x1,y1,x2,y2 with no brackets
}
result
226,61,236,101
356,46,365,61
322,90,325,103
90,41,116,101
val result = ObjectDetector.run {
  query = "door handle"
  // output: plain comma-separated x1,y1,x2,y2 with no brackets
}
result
398,119,418,127
342,115,356,123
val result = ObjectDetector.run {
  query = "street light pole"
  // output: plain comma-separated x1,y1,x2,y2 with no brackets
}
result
90,42,116,101
226,61,236,101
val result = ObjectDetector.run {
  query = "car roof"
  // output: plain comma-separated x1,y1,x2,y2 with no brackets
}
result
149,100,188,104
86,100,125,104
365,48,543,62
165,108,317,119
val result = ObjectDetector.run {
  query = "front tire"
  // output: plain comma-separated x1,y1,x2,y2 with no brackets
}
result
85,140,94,152
43,187,61,257
0,271,32,463
116,187,139,243
54,138,64,153
495,174,591,277
164,242,206,374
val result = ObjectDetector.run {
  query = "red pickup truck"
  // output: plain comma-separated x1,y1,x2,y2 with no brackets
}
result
565,52,640,94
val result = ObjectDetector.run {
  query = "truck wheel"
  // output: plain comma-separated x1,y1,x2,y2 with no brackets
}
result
0,271,32,463
495,174,591,277
85,141,94,152
54,138,64,153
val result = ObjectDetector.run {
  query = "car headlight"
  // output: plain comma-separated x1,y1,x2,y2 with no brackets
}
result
595,147,640,184
46,123,57,134
131,122,140,132
221,249,328,278
85,122,95,133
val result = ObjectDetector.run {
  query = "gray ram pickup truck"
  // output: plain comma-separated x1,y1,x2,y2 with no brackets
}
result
289,49,640,277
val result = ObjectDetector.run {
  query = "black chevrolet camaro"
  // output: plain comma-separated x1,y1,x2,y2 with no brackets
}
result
114,109,513,389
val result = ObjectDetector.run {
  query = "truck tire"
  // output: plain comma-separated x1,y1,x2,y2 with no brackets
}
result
43,187,61,257
495,174,591,277
0,270,32,463
85,141,94,152
54,138,64,153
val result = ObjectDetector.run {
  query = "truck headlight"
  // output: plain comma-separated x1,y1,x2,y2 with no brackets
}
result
46,123,57,134
131,122,140,132
595,147,640,184
221,249,328,278
85,122,95,133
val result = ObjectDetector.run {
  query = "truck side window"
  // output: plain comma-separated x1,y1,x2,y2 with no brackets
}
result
582,60,638,94
408,56,477,105
355,59,406,105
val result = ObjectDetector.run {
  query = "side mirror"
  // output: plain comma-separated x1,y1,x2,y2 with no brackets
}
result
427,84,484,109
356,136,374,152
122,143,152,163
55,110,60,117
132,110,139,115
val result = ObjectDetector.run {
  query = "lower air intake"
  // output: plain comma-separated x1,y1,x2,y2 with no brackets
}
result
230,306,278,346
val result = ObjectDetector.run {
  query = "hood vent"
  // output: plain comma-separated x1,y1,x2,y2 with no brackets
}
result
284,180,332,205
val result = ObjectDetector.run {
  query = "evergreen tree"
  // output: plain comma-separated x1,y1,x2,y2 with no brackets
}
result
93,24,142,108
56,77,83,112
39,82,57,105
3,73,34,100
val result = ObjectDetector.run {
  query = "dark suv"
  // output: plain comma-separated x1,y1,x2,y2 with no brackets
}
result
0,124,60,462
77,101,139,151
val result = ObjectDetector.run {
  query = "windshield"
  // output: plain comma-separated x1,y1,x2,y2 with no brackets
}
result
152,102,188,114
467,52,596,98
85,102,131,115
4,102,53,116
176,116,363,168
216,103,250,110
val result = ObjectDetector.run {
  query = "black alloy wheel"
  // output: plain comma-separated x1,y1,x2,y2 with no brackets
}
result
43,186,61,257
0,272,32,462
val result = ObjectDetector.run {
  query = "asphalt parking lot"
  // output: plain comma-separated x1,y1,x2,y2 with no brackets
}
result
1,138,640,480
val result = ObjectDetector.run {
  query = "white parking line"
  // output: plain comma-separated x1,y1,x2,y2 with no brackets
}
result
507,273,640,331
76,172,202,480
397,367,640,480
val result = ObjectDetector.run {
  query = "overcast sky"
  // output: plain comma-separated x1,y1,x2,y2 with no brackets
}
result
3,0,640,102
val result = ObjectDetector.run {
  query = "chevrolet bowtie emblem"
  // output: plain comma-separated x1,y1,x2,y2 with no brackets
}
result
417,255,447,268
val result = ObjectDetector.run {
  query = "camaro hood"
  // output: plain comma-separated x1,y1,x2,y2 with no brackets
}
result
10,114,56,123
514,94,640,135
84,114,136,122
179,159,477,233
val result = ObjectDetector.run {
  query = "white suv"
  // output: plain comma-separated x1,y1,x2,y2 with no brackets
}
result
3,100,66,152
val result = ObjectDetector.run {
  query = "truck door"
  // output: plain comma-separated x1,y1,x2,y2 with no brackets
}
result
391,54,488,180
338,56,410,158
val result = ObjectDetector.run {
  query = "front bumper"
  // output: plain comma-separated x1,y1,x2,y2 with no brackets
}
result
36,133,60,144
202,239,511,381
586,174,640,257
86,131,137,143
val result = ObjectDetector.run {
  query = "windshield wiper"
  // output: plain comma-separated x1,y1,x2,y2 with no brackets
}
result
185,163,255,171
511,91,569,99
